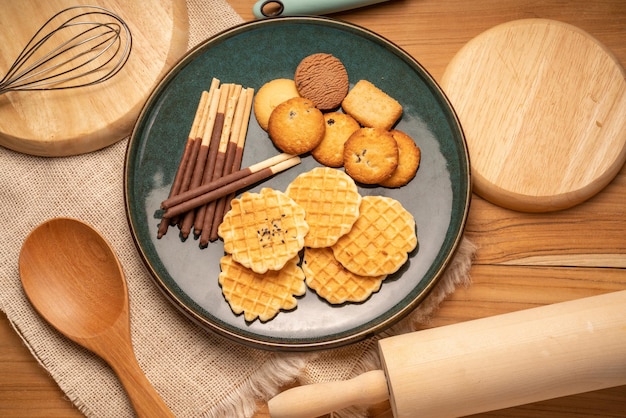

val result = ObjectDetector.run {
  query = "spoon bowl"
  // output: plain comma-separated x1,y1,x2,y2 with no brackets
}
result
19,218,174,418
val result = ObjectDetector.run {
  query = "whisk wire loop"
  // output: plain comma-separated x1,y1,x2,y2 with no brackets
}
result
0,5,132,95
8,22,120,88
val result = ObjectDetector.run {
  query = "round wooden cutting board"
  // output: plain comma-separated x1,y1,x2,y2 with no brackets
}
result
0,0,189,156
440,19,626,212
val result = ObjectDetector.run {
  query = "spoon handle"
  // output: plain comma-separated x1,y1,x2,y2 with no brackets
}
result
108,344,175,418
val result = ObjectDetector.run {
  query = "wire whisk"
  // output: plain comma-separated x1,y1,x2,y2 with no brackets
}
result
0,5,132,95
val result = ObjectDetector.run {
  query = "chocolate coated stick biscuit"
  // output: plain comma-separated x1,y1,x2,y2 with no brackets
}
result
200,84,242,240
207,87,254,244
192,81,225,234
161,153,295,209
162,156,301,219
180,83,230,239
157,90,210,238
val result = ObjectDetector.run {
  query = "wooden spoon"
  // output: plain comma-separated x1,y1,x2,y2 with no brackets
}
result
18,218,174,418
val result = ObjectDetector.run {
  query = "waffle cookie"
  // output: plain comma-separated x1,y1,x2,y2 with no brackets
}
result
285,167,361,248
303,247,385,304
219,255,306,322
332,195,417,276
218,188,309,274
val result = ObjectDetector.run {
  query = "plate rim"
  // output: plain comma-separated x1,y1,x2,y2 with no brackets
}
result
124,16,471,351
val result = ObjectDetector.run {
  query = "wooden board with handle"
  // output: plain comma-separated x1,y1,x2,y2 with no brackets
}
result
0,0,189,156
440,19,626,212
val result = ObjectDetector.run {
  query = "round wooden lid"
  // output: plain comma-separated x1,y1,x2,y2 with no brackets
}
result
0,0,188,157
440,19,626,212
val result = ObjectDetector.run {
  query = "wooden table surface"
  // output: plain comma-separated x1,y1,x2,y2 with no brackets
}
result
2,0,625,417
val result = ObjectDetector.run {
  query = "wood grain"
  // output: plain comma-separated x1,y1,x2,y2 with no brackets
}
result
0,0,189,156
378,291,626,417
18,218,174,418
440,19,626,212
1,0,625,417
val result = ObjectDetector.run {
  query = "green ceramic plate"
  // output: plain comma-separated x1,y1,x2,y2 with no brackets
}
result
125,17,470,351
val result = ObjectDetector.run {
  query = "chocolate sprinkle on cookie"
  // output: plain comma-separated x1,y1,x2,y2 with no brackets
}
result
343,127,399,184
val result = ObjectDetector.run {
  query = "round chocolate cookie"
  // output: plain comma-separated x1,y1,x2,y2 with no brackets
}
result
268,97,325,155
294,53,349,111
343,127,399,184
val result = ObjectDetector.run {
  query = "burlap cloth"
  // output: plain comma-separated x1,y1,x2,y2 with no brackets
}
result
0,1,476,416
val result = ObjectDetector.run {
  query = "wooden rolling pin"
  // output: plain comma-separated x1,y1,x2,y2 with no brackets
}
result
269,290,626,417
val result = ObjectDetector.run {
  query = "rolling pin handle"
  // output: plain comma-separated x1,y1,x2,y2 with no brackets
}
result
268,369,389,418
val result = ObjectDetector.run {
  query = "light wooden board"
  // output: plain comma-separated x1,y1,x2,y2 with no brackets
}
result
0,0,189,156
441,19,626,212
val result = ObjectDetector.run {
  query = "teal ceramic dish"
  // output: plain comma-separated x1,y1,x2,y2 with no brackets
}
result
125,17,470,351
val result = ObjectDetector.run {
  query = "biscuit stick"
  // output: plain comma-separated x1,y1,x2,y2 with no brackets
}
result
191,84,232,236
161,153,295,209
207,87,254,244
157,90,209,238
178,80,221,239
198,84,242,243
175,89,216,231
162,154,301,218
191,81,223,235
